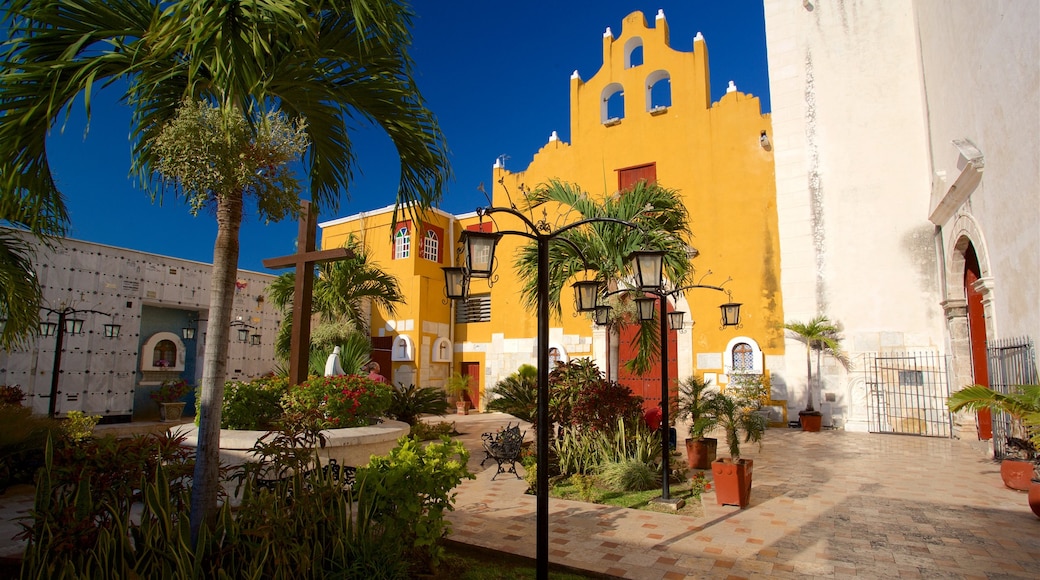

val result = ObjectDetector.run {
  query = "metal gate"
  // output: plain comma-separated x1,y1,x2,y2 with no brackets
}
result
864,351,952,437
987,337,1038,458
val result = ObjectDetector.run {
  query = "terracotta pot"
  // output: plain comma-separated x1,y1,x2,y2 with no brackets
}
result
1028,479,1040,519
456,400,470,416
712,458,753,508
800,412,822,432
685,438,718,470
999,458,1034,491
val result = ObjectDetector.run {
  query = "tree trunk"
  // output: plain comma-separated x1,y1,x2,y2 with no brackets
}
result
804,344,814,412
189,193,243,545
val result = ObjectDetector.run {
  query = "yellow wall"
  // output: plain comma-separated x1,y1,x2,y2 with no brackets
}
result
319,10,784,400
487,10,783,376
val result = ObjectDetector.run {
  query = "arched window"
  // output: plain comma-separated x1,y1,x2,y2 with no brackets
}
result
394,226,410,259
601,83,625,125
646,70,672,112
153,340,177,368
625,36,644,68
732,342,754,372
423,229,439,262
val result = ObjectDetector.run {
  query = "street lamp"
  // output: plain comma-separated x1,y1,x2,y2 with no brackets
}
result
40,304,115,418
446,205,656,580
593,281,741,503
230,319,260,345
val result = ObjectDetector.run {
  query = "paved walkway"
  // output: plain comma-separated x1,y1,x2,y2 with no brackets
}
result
1,414,1038,579
445,413,1040,579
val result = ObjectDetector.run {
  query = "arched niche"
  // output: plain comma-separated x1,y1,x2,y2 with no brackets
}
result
723,336,764,375
140,332,187,373
432,337,453,363
392,334,415,362
645,70,672,112
624,36,644,68
548,342,570,368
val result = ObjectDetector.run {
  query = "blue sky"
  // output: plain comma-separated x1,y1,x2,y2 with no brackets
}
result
44,1,769,273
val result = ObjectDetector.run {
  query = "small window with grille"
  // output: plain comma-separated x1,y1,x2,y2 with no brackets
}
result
732,342,754,372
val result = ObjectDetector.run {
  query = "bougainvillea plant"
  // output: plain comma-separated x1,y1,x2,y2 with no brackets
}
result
283,374,392,428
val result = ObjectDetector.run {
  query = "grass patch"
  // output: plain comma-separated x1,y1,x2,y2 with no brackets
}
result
549,473,708,517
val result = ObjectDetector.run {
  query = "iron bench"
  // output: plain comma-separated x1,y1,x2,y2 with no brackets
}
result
481,423,525,481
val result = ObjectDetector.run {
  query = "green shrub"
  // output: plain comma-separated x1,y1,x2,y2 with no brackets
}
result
409,420,455,441
60,410,100,443
552,427,601,476
486,364,537,422
598,459,660,492
221,375,289,430
387,383,450,425
284,374,392,429
0,405,58,491
593,416,661,465
357,436,474,570
22,421,473,578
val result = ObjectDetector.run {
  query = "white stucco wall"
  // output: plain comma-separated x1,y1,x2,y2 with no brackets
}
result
916,0,1040,344
764,0,946,429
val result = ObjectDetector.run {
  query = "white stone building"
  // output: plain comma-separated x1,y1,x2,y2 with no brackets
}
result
763,0,1038,440
0,229,280,421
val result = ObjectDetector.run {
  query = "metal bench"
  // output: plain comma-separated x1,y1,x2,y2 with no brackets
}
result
481,423,525,481
253,458,356,496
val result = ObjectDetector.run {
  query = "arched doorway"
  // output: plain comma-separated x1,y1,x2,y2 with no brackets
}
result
964,244,992,440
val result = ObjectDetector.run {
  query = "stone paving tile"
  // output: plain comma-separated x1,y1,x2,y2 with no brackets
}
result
3,413,1039,578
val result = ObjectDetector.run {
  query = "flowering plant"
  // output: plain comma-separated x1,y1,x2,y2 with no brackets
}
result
689,471,712,501
151,379,193,403
283,374,392,429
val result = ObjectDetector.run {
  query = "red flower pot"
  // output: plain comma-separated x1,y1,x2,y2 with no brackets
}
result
1028,479,1040,519
1000,459,1035,491
800,412,822,432
685,438,718,470
712,458,753,508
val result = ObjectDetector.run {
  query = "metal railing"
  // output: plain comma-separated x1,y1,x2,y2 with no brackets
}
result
863,351,952,437
987,336,1037,458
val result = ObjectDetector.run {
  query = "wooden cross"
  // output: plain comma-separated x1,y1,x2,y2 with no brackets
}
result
262,200,353,386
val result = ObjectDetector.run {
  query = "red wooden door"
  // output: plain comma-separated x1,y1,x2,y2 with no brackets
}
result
616,305,678,413
964,245,991,440
460,362,480,405
617,163,657,191
371,336,393,383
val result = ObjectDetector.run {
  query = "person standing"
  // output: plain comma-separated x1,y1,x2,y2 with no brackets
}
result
366,362,388,384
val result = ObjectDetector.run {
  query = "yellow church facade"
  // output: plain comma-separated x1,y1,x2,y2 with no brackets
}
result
320,10,783,413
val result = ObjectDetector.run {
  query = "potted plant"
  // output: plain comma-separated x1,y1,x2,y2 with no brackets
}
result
947,383,1040,491
151,378,193,422
675,376,719,469
710,390,767,508
445,373,472,415
784,315,850,431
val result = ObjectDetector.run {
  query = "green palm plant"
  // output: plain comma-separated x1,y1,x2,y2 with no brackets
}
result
675,376,720,440
486,364,538,423
947,383,1040,460
0,227,44,350
0,0,449,542
784,315,851,414
515,179,693,374
710,390,767,461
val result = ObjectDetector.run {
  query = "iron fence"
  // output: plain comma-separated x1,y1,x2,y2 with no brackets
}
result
987,337,1037,459
863,351,952,437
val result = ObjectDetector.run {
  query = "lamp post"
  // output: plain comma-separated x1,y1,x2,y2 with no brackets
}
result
40,305,117,419
444,206,654,580
595,281,741,502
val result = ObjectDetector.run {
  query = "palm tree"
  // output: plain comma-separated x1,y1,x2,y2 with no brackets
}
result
0,0,449,542
515,179,693,374
0,227,44,350
784,315,851,414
